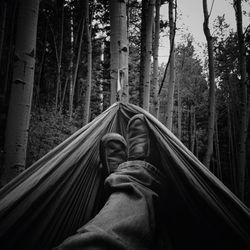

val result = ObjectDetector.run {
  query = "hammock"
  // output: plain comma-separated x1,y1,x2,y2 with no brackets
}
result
0,102,249,250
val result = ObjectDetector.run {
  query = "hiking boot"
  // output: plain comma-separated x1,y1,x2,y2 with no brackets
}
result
127,114,161,168
100,133,127,174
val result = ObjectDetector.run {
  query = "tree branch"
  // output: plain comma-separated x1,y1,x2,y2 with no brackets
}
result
243,24,250,38
208,0,215,18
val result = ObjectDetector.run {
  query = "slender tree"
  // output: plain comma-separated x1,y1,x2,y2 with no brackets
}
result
202,0,216,169
0,1,7,66
142,0,155,111
110,0,129,104
3,1,17,97
139,0,147,108
214,113,222,179
152,0,161,117
177,77,182,139
69,6,74,119
83,0,92,125
55,0,64,110
233,0,248,201
3,0,40,183
191,106,196,153
166,0,176,130
36,20,48,104
69,7,86,120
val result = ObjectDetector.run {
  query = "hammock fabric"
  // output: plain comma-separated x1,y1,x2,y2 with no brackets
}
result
0,102,249,250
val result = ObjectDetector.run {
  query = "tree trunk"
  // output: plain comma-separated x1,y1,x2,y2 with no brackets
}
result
166,0,176,130
3,0,39,184
60,75,69,114
110,0,129,104
234,0,248,201
202,0,216,169
99,42,105,112
142,0,155,111
36,18,49,105
191,106,196,154
177,78,182,139
152,0,160,117
195,125,199,157
3,1,17,97
139,0,147,108
55,0,64,110
69,9,86,121
188,105,192,150
69,8,74,120
214,113,222,180
35,22,48,106
82,0,92,125
0,1,7,66
228,104,237,192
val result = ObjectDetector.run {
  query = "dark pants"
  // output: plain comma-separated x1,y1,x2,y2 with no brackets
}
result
55,160,169,250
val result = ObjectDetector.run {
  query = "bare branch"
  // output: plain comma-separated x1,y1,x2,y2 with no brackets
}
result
243,24,250,37
208,0,215,18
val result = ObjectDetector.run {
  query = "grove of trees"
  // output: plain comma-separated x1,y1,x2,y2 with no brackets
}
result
0,0,249,204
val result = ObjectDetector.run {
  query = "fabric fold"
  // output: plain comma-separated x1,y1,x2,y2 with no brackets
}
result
0,102,249,250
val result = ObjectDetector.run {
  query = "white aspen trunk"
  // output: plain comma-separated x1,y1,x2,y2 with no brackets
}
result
82,0,92,125
139,0,147,107
202,0,216,170
3,0,39,184
110,0,129,105
234,0,248,201
142,0,155,111
99,42,104,112
166,0,175,130
152,0,160,117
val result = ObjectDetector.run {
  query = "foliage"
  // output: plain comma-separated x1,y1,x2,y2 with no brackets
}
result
26,105,79,167
173,38,208,158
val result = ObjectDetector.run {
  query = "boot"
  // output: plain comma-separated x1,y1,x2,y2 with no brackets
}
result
100,133,127,174
127,114,161,168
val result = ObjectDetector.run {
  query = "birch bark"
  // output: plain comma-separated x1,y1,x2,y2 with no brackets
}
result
3,0,40,183
110,0,129,104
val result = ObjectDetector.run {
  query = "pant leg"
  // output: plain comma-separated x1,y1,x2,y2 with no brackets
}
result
55,160,167,250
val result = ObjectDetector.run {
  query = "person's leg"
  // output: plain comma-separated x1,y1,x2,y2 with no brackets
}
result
55,160,166,250
55,114,166,250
